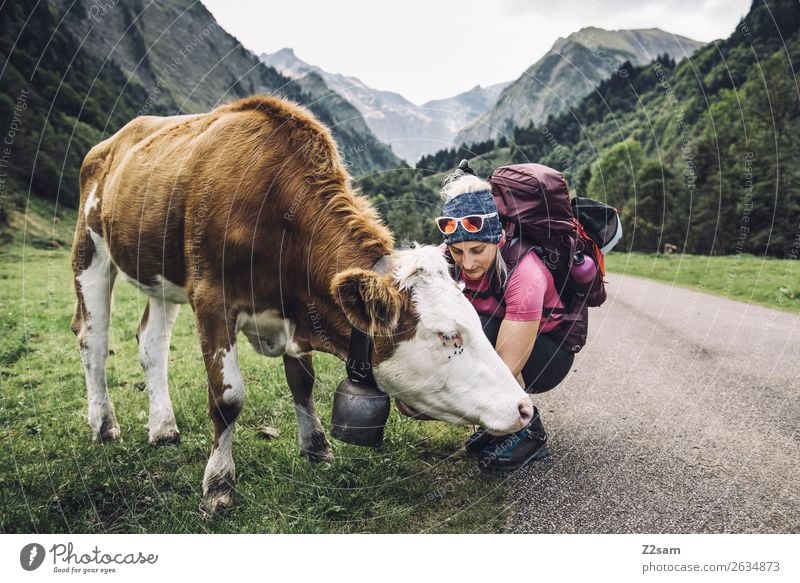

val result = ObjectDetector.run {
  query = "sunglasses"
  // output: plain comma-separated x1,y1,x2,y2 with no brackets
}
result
434,212,498,235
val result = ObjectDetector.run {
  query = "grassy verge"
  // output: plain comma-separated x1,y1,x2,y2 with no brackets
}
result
0,207,507,534
604,251,800,313
4,199,796,533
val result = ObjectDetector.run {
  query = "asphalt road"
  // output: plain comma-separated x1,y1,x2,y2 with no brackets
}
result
505,273,800,533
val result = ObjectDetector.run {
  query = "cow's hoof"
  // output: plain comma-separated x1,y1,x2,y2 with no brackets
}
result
90,407,122,443
302,447,334,464
201,470,235,518
93,418,122,443
149,427,181,446
200,491,234,519
98,426,122,442
301,431,333,463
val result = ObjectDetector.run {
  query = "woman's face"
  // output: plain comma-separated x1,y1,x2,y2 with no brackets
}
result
449,241,498,279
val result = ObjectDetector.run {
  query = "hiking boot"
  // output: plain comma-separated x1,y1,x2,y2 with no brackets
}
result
464,427,495,457
476,407,550,471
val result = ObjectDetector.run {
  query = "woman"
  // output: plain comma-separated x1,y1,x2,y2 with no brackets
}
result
435,171,575,471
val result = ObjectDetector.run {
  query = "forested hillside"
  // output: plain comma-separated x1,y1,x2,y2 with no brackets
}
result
0,0,397,222
392,0,800,257
0,1,158,219
3,0,797,258
455,27,703,146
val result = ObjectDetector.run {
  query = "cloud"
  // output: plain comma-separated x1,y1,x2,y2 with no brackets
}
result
498,0,749,41
205,0,752,103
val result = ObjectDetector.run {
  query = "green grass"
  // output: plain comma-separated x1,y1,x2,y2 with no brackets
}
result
605,251,800,313
4,201,796,534
0,208,508,534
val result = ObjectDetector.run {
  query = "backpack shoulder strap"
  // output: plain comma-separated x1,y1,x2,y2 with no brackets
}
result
497,238,574,319
500,237,537,273
495,238,538,304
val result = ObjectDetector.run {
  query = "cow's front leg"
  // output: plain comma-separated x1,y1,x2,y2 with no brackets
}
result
283,354,333,463
195,302,243,515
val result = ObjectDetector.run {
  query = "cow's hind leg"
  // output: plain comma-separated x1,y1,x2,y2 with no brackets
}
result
283,354,333,463
71,228,120,442
137,297,181,445
195,299,243,515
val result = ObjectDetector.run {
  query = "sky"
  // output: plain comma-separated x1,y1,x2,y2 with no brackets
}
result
202,0,753,104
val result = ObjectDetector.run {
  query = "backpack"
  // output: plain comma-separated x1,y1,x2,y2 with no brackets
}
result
571,196,624,256
449,161,620,353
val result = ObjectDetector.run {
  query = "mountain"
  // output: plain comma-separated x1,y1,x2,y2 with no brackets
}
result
421,83,509,134
48,0,399,176
379,0,800,259
262,48,509,162
289,71,403,172
455,27,705,146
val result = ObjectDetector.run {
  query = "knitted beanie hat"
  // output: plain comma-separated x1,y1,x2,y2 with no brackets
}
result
440,190,502,245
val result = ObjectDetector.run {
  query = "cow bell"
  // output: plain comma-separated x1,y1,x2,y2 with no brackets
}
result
331,379,390,447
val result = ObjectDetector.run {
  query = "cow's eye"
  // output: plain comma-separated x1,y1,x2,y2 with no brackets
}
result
437,331,462,348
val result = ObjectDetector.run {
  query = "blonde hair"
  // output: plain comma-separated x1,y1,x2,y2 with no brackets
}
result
493,246,509,288
440,173,493,202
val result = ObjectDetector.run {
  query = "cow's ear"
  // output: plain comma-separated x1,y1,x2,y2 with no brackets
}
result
331,268,402,336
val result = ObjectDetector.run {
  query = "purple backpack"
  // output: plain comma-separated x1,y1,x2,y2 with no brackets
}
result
447,162,611,353
492,163,611,352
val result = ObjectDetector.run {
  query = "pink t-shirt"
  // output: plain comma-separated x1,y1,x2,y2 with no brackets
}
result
441,240,564,334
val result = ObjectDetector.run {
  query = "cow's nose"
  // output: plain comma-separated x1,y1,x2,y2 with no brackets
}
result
518,397,534,427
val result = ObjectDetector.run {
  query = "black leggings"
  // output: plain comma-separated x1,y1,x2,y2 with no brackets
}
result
479,314,574,394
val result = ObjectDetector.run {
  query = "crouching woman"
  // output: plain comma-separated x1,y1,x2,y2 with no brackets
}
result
434,172,575,470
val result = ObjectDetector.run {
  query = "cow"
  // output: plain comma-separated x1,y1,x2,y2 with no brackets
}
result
70,95,533,514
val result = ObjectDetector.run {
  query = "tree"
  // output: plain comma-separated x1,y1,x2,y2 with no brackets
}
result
634,161,682,253
386,192,429,244
586,139,646,251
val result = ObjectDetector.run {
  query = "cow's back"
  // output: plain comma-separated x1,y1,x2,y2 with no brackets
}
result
79,96,354,309
81,96,366,308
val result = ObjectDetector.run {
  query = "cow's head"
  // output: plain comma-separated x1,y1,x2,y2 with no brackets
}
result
331,245,532,435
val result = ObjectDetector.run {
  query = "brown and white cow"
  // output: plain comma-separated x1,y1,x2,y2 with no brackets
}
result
70,95,532,513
